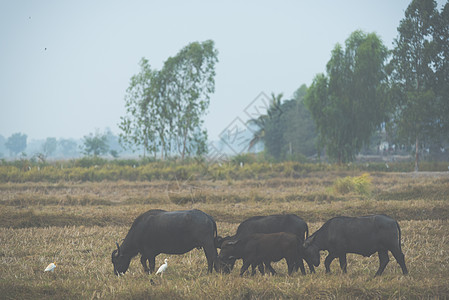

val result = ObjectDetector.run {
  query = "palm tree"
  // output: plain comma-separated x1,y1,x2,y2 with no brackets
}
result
247,92,283,150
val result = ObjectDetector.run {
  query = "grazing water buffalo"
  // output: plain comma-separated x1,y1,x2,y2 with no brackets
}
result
111,209,218,275
216,214,314,274
219,232,304,276
303,214,408,276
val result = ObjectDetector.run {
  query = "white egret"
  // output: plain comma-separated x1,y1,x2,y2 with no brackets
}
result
44,262,56,272
155,259,168,277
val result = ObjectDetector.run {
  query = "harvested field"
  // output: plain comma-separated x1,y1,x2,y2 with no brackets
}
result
1,171,448,299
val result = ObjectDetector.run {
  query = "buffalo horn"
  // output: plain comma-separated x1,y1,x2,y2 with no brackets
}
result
115,242,120,256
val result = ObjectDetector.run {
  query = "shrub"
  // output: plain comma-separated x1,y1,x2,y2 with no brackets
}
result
333,173,372,198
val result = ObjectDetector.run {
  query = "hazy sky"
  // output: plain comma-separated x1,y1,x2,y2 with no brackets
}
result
1,0,446,142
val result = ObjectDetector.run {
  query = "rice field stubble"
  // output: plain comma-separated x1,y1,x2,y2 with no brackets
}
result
1,171,448,299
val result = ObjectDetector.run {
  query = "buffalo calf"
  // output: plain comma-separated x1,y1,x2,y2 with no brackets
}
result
218,232,303,276
216,214,314,274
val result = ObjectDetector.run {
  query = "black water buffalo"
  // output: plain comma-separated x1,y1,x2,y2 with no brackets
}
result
216,214,314,274
303,214,408,276
219,232,304,276
111,209,218,275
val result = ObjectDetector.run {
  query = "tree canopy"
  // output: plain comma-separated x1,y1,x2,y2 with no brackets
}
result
389,0,448,170
305,31,389,163
82,131,109,157
5,133,27,157
119,40,218,160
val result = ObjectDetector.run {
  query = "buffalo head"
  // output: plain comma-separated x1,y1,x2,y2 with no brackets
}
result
216,239,239,274
111,242,131,276
303,236,320,267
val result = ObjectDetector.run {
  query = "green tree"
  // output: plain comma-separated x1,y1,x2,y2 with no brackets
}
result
389,0,441,171
247,113,268,151
248,93,283,155
433,2,449,140
119,58,159,157
105,129,122,158
5,133,27,156
305,31,389,163
260,93,284,159
119,40,218,160
248,88,317,161
42,137,57,157
281,85,317,158
82,131,109,157
59,139,79,157
162,40,218,159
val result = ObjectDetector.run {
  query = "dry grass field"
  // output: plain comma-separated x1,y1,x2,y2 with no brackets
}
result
1,170,449,299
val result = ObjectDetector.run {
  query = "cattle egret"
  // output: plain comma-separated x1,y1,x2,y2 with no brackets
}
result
155,259,168,277
44,262,56,272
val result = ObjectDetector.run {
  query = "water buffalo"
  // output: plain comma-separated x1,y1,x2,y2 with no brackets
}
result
303,214,409,276
111,209,218,275
219,232,304,276
216,214,314,275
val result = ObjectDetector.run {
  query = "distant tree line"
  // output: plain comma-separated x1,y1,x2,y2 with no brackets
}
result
0,129,126,160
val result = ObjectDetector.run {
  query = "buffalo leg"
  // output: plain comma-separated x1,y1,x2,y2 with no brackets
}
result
203,242,218,273
287,259,295,275
257,263,265,275
140,255,150,273
306,260,316,274
298,257,315,274
338,253,348,273
339,254,347,273
148,256,156,274
324,253,337,273
265,262,277,275
296,259,306,275
240,260,251,276
375,250,390,276
251,264,259,276
391,249,408,275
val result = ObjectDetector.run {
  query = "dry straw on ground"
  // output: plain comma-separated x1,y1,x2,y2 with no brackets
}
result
1,171,448,299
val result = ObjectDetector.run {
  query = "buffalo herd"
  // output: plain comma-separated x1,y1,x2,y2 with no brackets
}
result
112,209,408,277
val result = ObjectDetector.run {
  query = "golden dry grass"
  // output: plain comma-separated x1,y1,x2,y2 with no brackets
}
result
1,171,449,299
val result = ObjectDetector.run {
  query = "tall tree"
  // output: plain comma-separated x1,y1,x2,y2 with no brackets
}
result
5,133,27,156
119,40,218,160
433,2,449,137
281,85,317,158
119,58,159,157
305,31,389,163
162,40,218,159
247,113,268,151
247,92,283,155
390,0,441,171
261,93,284,159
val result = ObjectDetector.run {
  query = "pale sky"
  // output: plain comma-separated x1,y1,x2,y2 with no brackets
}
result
1,0,446,142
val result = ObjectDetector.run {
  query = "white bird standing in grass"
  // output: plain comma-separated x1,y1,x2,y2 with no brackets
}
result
155,259,168,277
44,262,56,272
